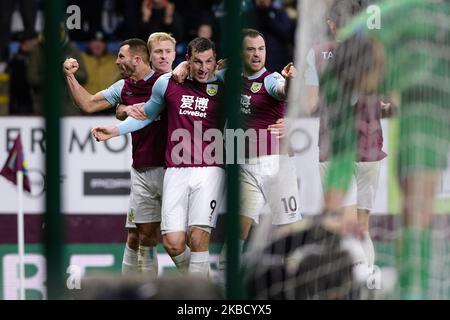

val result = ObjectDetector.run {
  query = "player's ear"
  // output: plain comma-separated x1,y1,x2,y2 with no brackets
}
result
185,54,189,62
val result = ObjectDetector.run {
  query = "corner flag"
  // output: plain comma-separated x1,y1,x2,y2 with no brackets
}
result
1,134,31,192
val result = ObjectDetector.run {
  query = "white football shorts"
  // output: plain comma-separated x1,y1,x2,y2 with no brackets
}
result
240,155,302,225
319,161,381,211
160,166,225,233
125,166,165,228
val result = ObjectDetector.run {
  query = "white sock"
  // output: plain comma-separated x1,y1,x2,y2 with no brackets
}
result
361,231,375,270
172,246,191,274
122,244,138,275
189,251,210,278
138,245,158,279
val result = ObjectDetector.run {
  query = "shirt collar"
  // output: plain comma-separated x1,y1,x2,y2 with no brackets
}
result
186,75,218,83
143,70,155,81
244,67,267,80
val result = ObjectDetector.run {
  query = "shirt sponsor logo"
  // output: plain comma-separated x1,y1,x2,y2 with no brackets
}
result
84,171,131,195
179,95,209,118
250,82,262,93
206,84,218,96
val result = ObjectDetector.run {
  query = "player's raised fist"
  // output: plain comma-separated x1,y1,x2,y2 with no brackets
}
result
63,58,79,75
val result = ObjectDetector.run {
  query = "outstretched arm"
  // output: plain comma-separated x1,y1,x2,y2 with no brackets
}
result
279,62,296,98
264,63,297,102
91,116,152,141
63,58,113,113
92,74,170,141
92,99,165,141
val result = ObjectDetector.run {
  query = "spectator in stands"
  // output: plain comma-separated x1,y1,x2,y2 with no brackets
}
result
196,20,222,57
8,30,39,114
81,30,120,115
197,23,213,40
0,0,38,72
139,0,183,43
171,0,217,41
28,24,88,116
116,0,142,40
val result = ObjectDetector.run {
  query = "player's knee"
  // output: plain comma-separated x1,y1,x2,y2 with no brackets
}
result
163,235,185,256
127,230,139,251
188,227,210,251
139,232,158,247
136,222,160,246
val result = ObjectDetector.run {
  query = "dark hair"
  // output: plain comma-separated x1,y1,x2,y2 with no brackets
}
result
187,37,216,58
241,28,265,43
120,38,150,64
328,0,362,29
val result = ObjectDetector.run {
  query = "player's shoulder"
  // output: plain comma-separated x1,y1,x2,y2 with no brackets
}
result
107,78,125,90
151,73,172,93
159,72,173,81
265,71,285,85
155,72,172,85
269,71,283,79
152,70,170,79
114,78,126,85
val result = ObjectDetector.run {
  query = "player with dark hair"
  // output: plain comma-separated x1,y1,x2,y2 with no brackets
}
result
92,37,225,279
63,34,176,278
228,28,301,264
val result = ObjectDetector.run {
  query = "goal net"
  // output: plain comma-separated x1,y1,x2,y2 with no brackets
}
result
244,0,450,300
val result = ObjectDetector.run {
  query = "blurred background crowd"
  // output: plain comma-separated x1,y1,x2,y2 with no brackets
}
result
0,0,300,116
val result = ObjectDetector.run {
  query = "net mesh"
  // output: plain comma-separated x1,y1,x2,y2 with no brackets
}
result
244,0,450,300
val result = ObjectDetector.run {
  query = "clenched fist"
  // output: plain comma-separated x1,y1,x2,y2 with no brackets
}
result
63,58,79,76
